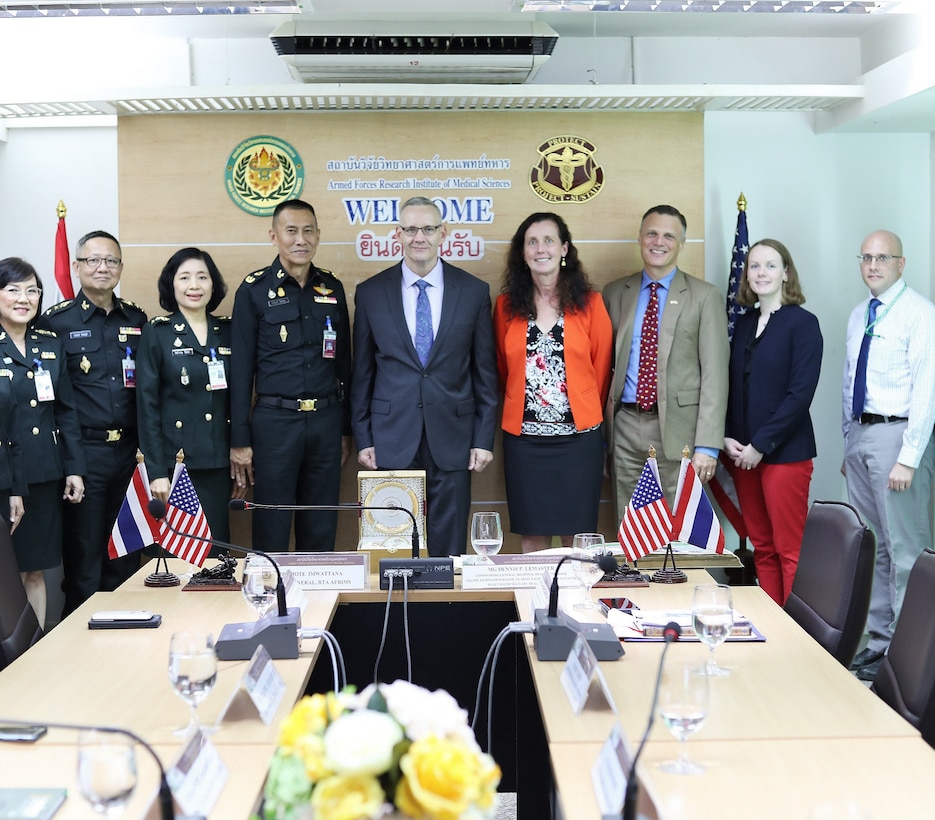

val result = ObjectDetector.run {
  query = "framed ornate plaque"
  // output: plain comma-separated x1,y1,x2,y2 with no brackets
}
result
357,470,427,556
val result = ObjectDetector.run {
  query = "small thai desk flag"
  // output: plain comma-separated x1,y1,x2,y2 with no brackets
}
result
160,462,212,567
672,456,725,553
617,455,673,562
108,460,160,558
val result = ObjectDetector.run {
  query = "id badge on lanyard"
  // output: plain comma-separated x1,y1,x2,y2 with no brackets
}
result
207,348,228,390
33,359,55,402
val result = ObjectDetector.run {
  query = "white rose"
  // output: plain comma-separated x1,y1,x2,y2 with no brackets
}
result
379,680,478,749
323,710,403,776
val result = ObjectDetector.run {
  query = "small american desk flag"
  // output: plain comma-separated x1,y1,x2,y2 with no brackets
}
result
161,462,212,567
672,457,725,553
617,456,673,562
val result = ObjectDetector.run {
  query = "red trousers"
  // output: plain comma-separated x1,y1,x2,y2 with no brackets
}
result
730,459,813,605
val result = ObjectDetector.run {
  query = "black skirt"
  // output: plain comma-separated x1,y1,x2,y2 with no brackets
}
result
12,480,63,572
503,427,604,536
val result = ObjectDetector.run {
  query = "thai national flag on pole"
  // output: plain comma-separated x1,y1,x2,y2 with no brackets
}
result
672,457,725,554
108,461,160,558
617,456,673,563
160,462,212,567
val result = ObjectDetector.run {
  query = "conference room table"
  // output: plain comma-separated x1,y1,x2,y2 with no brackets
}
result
518,572,935,818
0,561,933,819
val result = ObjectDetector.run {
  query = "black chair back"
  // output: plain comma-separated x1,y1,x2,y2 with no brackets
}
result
784,500,875,667
0,524,42,670
872,548,935,746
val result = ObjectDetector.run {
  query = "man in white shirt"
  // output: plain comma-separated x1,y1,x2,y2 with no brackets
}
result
842,229,935,681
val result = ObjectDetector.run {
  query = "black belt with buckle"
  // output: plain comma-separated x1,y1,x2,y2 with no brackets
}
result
856,413,908,425
81,427,129,443
618,402,659,415
256,393,338,413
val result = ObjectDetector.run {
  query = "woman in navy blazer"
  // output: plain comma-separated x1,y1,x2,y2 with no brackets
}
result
725,239,823,605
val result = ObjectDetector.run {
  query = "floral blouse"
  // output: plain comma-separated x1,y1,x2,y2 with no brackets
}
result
521,316,576,436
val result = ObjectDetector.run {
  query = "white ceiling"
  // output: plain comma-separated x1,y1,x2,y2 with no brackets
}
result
0,1,933,131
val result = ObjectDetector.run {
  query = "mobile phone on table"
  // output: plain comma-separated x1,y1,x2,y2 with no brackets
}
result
0,724,47,742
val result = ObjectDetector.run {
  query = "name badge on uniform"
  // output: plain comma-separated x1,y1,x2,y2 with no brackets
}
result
322,315,337,360
33,361,55,402
267,298,289,307
70,330,92,340
208,348,228,391
122,347,136,389
171,348,193,357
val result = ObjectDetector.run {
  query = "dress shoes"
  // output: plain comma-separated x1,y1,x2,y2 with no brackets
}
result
850,647,885,671
855,657,884,682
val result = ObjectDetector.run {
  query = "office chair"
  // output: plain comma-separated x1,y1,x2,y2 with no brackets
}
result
872,548,935,746
784,500,875,667
0,523,42,670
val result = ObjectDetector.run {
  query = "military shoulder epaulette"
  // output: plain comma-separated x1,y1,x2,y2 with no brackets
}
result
119,298,145,311
151,316,171,325
215,315,232,322
44,299,74,315
243,268,268,285
32,328,57,338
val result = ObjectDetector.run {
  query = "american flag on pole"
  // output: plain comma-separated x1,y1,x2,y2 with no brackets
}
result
617,456,673,562
672,457,725,553
160,462,212,567
108,461,160,558
726,193,749,341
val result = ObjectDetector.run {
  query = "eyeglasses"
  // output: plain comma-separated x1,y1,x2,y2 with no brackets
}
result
399,225,442,237
77,256,122,269
857,254,902,265
1,286,42,300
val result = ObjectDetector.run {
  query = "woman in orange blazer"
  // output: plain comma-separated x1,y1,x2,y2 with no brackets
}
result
494,213,613,552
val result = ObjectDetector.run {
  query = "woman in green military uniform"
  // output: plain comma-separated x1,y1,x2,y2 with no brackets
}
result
137,248,237,542
0,257,86,629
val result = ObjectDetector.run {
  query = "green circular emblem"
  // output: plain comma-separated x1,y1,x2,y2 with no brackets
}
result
224,135,305,216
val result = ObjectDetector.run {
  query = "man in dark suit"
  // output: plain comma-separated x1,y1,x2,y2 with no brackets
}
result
351,196,498,557
603,205,728,514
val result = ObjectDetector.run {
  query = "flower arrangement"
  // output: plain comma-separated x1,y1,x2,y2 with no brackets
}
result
261,680,502,820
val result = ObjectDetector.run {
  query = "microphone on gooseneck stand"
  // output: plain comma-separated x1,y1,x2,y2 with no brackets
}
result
621,621,682,820
533,552,624,662
147,499,300,661
229,499,454,590
0,718,174,820
228,499,421,558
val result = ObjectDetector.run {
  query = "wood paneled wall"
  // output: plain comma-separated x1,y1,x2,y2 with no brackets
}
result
117,110,704,552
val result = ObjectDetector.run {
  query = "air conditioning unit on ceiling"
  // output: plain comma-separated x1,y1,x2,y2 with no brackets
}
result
270,20,559,84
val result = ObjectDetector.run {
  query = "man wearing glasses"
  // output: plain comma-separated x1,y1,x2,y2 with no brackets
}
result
351,196,498,556
38,230,147,614
843,230,935,682
230,199,351,552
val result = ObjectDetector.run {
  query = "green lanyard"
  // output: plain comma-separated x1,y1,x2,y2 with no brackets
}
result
865,282,906,338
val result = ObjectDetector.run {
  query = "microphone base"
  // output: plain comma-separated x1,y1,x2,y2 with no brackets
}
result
215,607,301,660
378,557,454,590
533,608,625,662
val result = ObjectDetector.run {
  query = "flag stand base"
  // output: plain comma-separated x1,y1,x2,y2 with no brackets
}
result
651,543,687,584
144,550,180,588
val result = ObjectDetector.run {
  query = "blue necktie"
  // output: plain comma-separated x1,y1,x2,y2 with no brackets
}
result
414,280,433,367
852,297,881,420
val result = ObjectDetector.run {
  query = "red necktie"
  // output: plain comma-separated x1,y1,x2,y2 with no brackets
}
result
636,283,659,412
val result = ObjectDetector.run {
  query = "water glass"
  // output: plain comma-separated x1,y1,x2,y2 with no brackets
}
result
77,730,137,816
471,511,503,561
692,583,734,676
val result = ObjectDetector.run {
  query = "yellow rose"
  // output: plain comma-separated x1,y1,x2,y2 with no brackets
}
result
395,736,501,820
311,774,385,820
280,693,348,750
293,733,332,782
